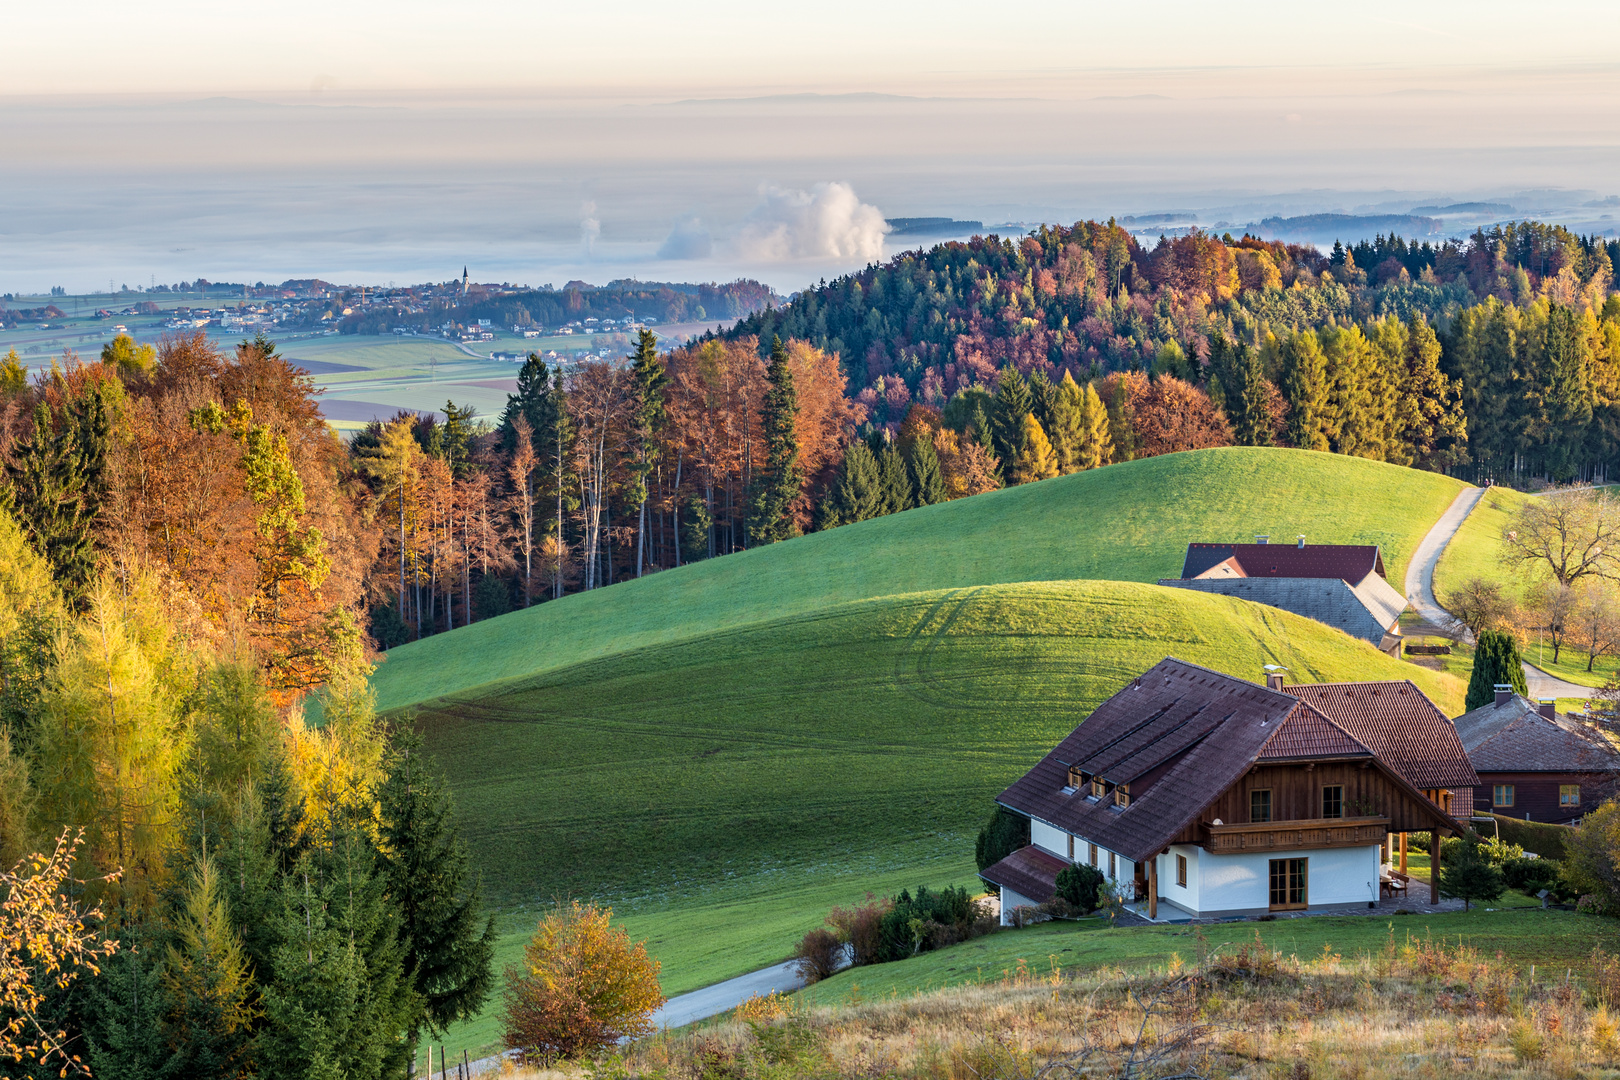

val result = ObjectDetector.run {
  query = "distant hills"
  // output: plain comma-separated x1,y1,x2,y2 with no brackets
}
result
886,217,984,237
1257,213,1444,243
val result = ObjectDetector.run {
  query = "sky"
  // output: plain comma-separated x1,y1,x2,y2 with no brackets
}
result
4,2,1620,294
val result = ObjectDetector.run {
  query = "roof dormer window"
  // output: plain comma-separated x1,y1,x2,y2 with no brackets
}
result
1113,783,1131,809
1090,777,1106,800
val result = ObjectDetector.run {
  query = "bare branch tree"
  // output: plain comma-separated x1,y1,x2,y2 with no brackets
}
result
1501,487,1620,588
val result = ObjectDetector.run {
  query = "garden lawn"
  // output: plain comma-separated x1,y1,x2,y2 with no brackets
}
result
794,906,1614,1008
375,448,1466,715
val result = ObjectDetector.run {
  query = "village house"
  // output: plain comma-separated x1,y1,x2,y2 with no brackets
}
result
1158,539,1406,656
1453,686,1620,824
981,657,1477,922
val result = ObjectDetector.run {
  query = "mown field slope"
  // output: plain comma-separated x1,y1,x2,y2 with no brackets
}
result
416,579,1462,911
374,448,1465,714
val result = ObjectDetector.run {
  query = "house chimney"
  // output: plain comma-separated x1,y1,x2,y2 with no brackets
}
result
1266,673,1285,691
1296,535,1306,548
1494,684,1513,706
1538,698,1557,720
1255,535,1269,544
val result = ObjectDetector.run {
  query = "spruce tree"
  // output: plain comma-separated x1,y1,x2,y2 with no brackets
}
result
819,442,882,528
1282,330,1331,451
498,354,554,454
1075,381,1114,469
1105,380,1139,463
1012,414,1060,484
1027,369,1057,432
746,337,803,545
81,921,170,1080
1045,372,1084,473
256,861,362,1079
1230,343,1274,446
876,441,913,517
1465,629,1529,711
990,366,1033,466
907,434,946,506
5,384,111,603
374,734,497,1053
439,401,475,479
627,329,669,568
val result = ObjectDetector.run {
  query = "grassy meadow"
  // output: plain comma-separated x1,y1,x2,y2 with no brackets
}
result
374,448,1466,715
422,578,1463,1058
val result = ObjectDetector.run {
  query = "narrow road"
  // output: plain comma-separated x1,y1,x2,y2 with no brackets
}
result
1403,484,1596,700
1403,485,1485,629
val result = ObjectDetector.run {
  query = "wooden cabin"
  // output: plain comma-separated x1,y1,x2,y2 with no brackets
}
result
982,657,1477,921
1453,686,1620,824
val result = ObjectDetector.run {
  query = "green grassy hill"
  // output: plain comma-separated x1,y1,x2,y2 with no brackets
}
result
374,448,1465,714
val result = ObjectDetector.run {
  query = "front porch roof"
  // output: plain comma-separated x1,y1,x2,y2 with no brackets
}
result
979,845,1069,905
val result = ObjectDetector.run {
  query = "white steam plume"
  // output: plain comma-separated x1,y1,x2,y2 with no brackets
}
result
732,182,888,261
580,201,600,254
658,215,713,259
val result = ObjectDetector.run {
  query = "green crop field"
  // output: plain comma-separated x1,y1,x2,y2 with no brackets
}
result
374,448,1466,716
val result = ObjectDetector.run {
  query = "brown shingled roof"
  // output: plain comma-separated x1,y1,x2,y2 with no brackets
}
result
978,845,1068,905
1180,543,1385,582
1287,681,1480,790
1453,696,1620,774
1259,707,1371,760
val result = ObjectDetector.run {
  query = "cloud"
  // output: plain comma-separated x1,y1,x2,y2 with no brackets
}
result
658,215,713,259
580,201,600,254
732,182,889,261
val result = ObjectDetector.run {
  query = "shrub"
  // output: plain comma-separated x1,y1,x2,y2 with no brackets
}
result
1439,837,1506,910
1561,802,1620,913
1502,857,1573,900
1509,1019,1545,1063
974,805,1029,871
1440,832,1522,868
1053,864,1106,913
877,885,974,962
500,900,665,1065
791,928,842,983
825,895,890,967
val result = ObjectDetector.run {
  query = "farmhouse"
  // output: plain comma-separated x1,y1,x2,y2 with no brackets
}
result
981,658,1477,922
1158,538,1406,656
1452,686,1620,824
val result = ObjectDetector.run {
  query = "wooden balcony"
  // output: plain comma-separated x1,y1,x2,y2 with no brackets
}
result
1202,816,1390,854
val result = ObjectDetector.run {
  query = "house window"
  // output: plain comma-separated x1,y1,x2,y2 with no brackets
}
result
1250,789,1272,823
1068,767,1087,790
1561,785,1581,808
1268,857,1308,910
1176,853,1188,887
1091,778,1105,799
1322,786,1344,819
1493,784,1515,808
1088,843,1098,866
1108,852,1117,879
1114,784,1131,809
1067,833,1075,860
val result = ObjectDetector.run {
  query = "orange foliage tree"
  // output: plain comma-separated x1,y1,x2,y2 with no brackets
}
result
1,829,118,1076
500,900,664,1064
1101,372,1233,458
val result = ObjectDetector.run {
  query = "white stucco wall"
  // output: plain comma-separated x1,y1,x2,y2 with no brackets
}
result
1160,845,1202,911
1031,819,1069,859
1000,885,1039,926
1194,844,1381,914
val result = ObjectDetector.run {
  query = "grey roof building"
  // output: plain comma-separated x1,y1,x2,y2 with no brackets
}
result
1452,687,1620,823
1158,539,1406,656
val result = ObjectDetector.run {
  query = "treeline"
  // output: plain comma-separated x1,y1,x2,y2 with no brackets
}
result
0,334,493,1077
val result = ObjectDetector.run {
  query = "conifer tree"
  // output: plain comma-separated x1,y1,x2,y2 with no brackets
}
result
1012,414,1060,483
907,434,946,506
818,442,882,528
82,921,170,1080
1229,342,1274,446
1027,369,1057,432
1393,315,1467,470
627,330,670,569
256,864,362,1079
374,734,496,1055
1282,330,1331,451
1541,303,1593,481
1439,836,1505,910
1465,629,1528,711
4,382,111,603
498,353,554,454
875,441,913,517
746,337,802,545
161,854,258,1079
438,401,476,479
990,366,1033,466
1045,372,1084,472
1105,379,1139,462
1074,381,1114,469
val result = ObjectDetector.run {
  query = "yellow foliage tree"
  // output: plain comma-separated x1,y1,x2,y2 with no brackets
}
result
1,829,119,1075
500,900,665,1064
1073,381,1113,470
1012,414,1059,484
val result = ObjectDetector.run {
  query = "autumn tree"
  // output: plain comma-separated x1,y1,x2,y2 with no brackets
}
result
1501,486,1620,588
1441,577,1516,639
161,852,257,1079
1,829,119,1076
1012,414,1059,484
1072,380,1112,471
1573,580,1620,672
1281,330,1331,451
500,901,664,1065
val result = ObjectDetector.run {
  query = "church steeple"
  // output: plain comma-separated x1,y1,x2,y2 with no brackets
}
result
461,266,468,297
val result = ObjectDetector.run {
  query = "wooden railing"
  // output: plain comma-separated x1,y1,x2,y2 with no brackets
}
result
1202,816,1391,854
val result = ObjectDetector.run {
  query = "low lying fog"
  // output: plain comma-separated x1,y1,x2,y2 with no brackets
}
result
4,64,1619,294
